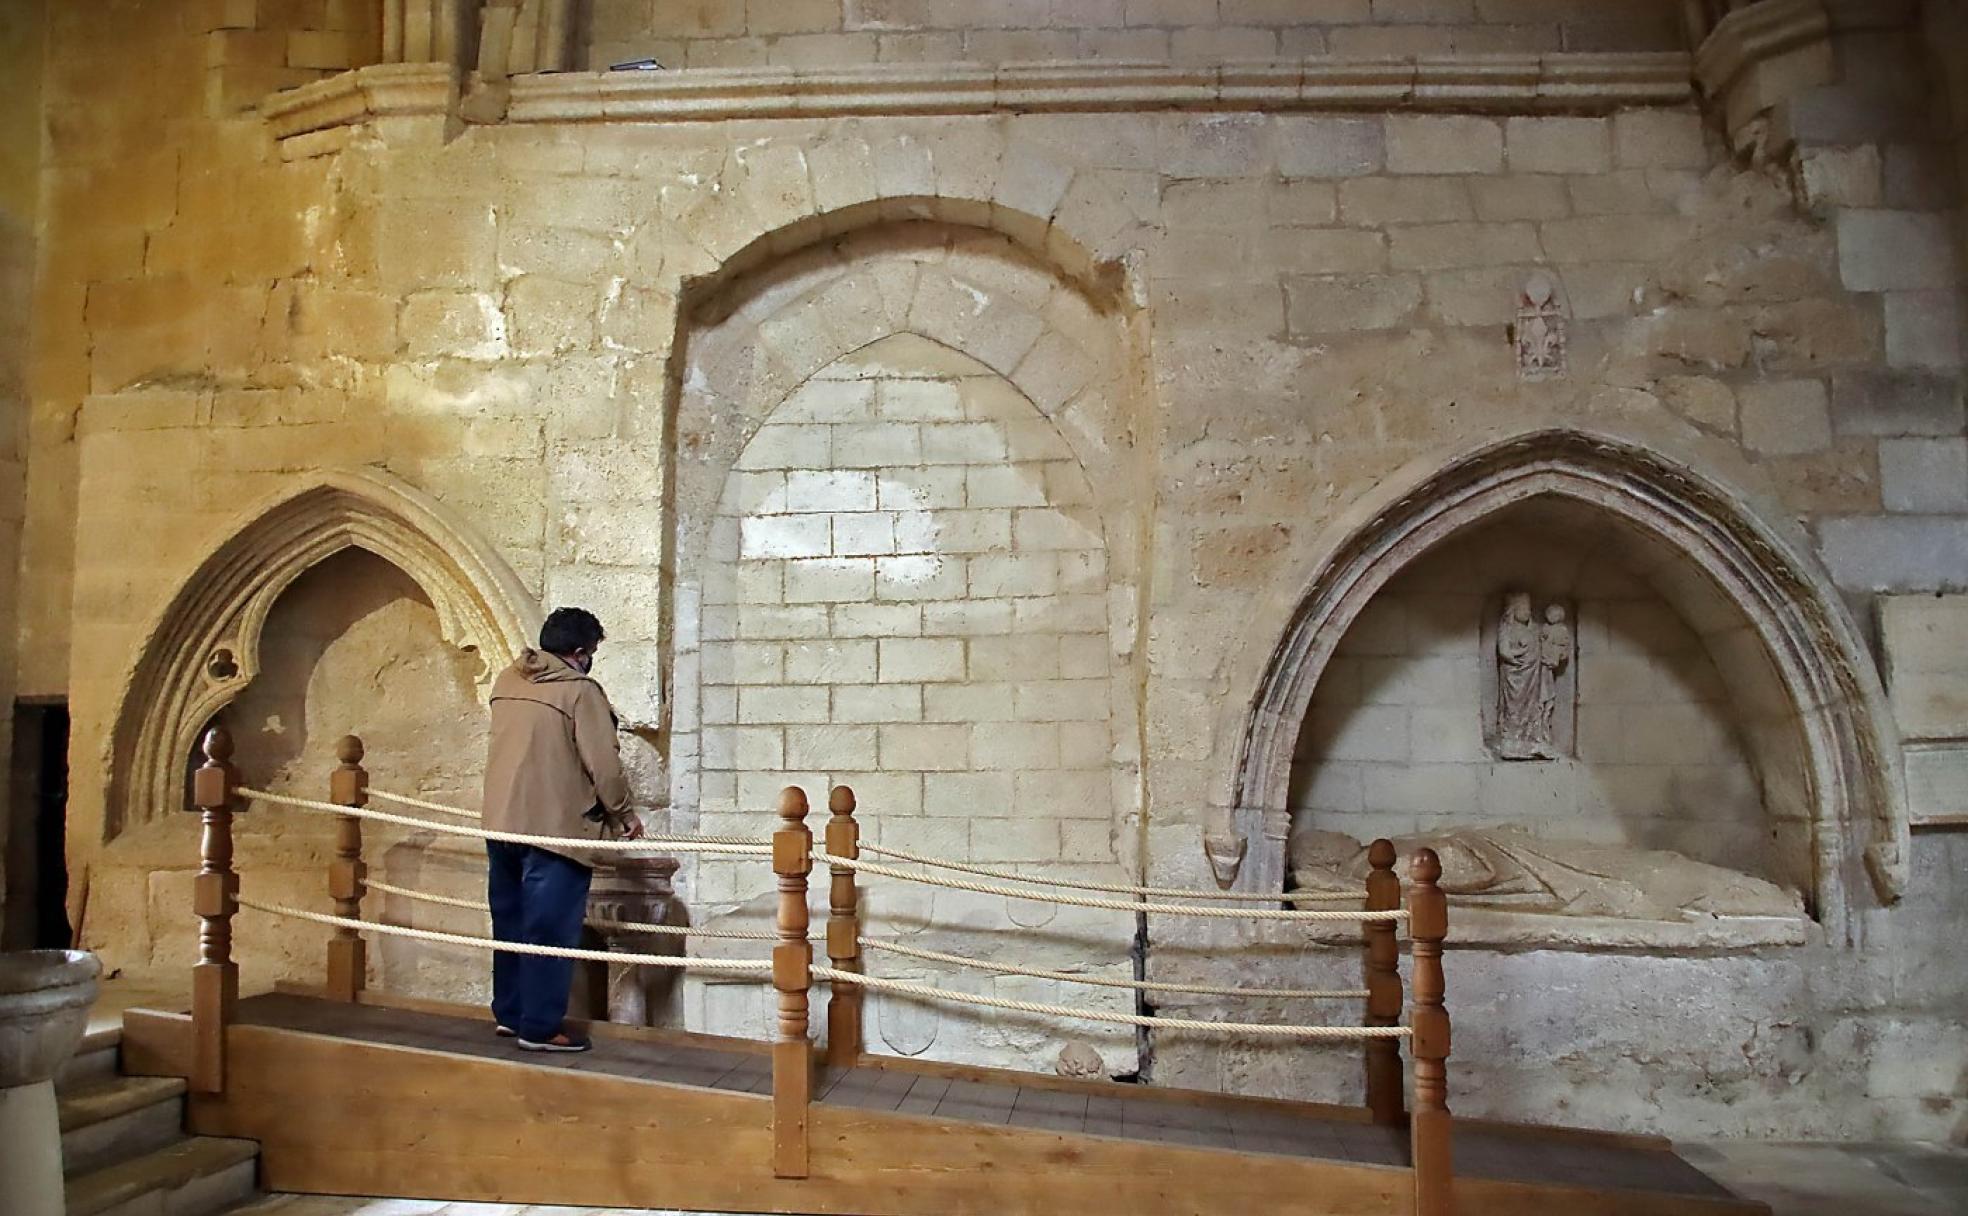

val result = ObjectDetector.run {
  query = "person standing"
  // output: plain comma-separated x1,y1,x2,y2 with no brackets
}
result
481,606,644,1052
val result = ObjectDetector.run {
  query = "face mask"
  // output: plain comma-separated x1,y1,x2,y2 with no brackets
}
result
575,651,594,674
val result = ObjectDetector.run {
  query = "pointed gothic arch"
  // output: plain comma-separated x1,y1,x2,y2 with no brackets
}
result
103,467,538,840
1229,430,1907,940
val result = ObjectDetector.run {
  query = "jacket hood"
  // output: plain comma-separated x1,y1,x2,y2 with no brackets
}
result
511,648,589,683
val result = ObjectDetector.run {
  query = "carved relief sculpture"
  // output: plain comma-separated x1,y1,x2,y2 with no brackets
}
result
1486,592,1575,760
1516,273,1566,381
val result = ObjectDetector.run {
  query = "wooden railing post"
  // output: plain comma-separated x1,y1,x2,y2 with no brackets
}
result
326,735,369,1003
1409,848,1453,1216
189,726,240,1095
1363,839,1405,1126
824,784,863,1067
771,786,813,1180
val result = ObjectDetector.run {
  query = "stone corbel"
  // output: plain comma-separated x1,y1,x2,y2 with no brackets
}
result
1694,0,1920,158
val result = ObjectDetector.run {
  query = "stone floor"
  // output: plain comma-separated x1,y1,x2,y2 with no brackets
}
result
226,1140,1968,1216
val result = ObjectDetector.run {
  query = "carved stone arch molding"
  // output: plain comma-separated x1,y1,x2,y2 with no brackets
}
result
104,467,539,841
1229,429,1908,943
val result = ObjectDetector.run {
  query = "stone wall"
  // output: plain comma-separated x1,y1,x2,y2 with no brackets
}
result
14,0,1968,1139
0,0,43,937
588,0,1690,69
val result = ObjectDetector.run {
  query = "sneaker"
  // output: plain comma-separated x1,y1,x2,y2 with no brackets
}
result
494,1024,516,1038
516,1032,591,1053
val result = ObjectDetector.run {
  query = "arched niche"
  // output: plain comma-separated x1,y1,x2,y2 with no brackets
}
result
666,218,1147,842
1229,430,1907,942
104,467,538,841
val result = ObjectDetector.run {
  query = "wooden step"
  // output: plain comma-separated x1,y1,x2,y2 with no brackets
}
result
60,1075,189,1177
65,1134,259,1216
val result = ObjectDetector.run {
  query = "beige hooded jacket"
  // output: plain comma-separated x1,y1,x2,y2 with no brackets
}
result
481,649,635,862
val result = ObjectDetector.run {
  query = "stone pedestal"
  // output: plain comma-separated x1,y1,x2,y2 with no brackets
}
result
581,856,682,1027
0,950,103,1216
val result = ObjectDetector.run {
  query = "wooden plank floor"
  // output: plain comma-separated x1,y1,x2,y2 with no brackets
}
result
233,993,1739,1205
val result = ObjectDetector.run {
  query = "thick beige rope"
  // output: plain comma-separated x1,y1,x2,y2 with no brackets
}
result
858,936,1369,1000
368,787,773,848
362,878,795,942
239,787,772,857
367,788,483,820
237,896,774,973
860,841,1358,903
810,966,1407,1039
812,849,1408,923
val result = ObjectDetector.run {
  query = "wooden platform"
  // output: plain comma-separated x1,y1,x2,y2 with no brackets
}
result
119,992,1767,1216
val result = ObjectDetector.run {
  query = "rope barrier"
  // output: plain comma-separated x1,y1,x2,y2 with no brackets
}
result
858,841,1359,903
367,787,773,848
236,896,775,974
239,788,773,857
811,966,1407,1039
361,878,795,942
366,788,482,820
812,850,1408,923
858,937,1369,1000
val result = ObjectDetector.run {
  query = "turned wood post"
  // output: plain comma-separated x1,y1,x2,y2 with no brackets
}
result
189,726,241,1095
1363,839,1405,1126
1409,848,1453,1216
824,785,864,1067
326,735,369,1003
771,786,813,1179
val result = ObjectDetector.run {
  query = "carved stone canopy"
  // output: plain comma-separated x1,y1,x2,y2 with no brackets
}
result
104,468,539,842
1226,429,1909,943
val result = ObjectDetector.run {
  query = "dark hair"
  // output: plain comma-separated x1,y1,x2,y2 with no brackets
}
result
539,607,606,656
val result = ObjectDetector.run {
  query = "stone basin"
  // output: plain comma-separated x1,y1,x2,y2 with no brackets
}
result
0,949,102,1088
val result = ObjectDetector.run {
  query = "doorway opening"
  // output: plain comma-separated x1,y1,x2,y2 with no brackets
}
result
4,699,71,950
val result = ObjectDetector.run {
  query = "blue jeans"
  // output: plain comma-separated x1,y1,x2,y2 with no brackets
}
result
487,841,592,1042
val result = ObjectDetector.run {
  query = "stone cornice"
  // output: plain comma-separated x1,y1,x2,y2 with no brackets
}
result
256,52,1694,142
505,54,1693,125
260,62,459,140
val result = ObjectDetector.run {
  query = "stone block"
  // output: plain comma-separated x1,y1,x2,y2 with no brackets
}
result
1885,291,1965,370
1505,117,1611,175
1612,110,1707,170
784,639,878,684
1469,176,1570,222
1338,177,1471,224
923,772,1015,817
1829,369,1965,437
1798,146,1884,211
973,722,1061,769
1014,679,1109,722
1274,117,1385,179
1880,595,1968,737
832,512,897,557
784,469,879,514
880,723,971,770
1903,744,1968,821
740,516,830,560
738,685,830,724
924,682,1018,722
785,724,880,770
1259,227,1388,275
832,683,923,724
878,637,965,683
1283,274,1423,335
505,275,596,357
969,819,1057,863
1738,380,1832,455
1014,769,1110,818
735,424,831,470
1388,222,1540,271
401,291,506,360
1819,516,1968,592
1879,439,1968,513
785,557,876,603
1386,116,1503,175
876,554,967,601
829,603,920,639
1838,211,1962,293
